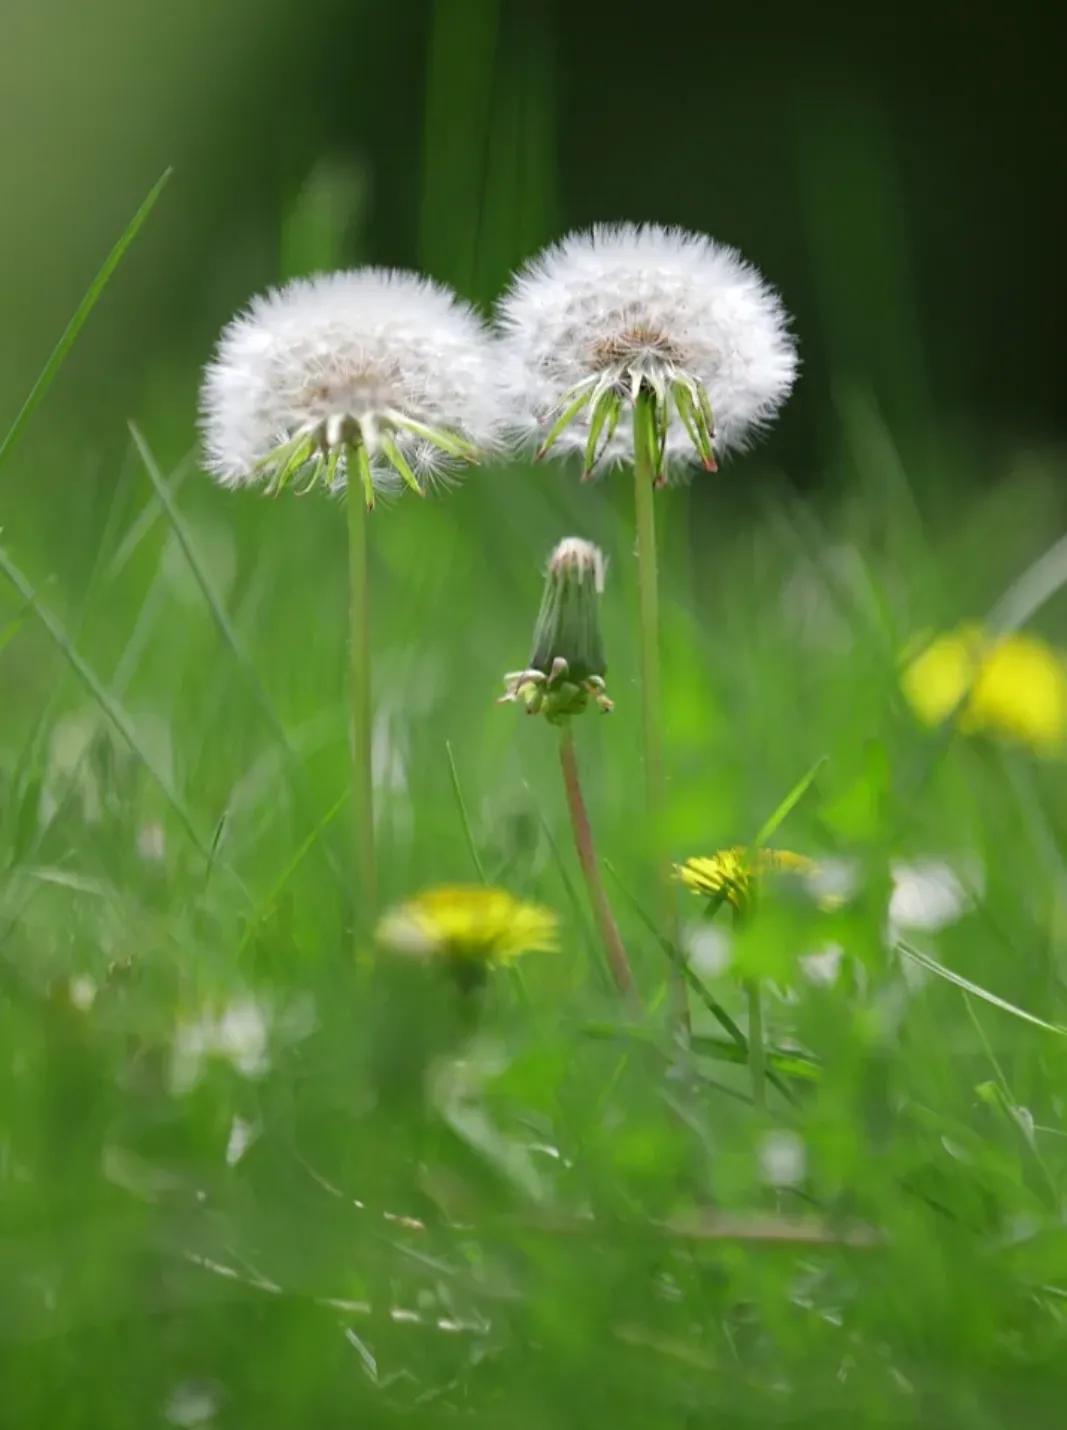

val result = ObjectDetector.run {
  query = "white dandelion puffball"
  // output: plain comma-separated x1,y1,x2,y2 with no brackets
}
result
496,223,798,479
200,268,503,503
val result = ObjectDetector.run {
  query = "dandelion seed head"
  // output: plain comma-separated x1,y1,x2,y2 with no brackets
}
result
497,224,797,476
200,268,502,498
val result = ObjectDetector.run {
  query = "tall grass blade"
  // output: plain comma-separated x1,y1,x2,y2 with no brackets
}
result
445,740,488,883
752,754,828,849
128,423,291,748
0,169,172,472
898,941,1067,1036
0,541,210,861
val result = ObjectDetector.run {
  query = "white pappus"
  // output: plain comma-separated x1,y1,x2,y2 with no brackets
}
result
495,223,798,482
200,268,503,506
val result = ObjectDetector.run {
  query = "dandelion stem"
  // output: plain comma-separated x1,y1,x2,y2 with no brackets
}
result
346,464,377,927
632,392,664,824
632,390,686,1023
558,725,636,998
745,978,766,1108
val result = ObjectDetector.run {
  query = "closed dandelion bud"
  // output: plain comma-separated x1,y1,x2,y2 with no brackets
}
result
501,538,614,722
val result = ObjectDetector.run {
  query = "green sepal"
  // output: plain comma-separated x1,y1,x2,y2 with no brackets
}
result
536,382,595,461
582,386,621,477
379,434,425,497
384,410,482,464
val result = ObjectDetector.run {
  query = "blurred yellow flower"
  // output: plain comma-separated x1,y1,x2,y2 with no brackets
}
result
674,847,816,912
376,885,558,965
902,624,1067,755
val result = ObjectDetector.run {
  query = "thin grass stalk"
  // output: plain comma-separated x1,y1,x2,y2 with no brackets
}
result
558,725,635,998
346,474,376,926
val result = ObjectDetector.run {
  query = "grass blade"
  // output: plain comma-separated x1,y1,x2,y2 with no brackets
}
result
0,540,210,861
237,789,349,957
445,740,487,883
129,424,346,889
0,169,172,472
898,940,1067,1036
128,423,290,745
106,450,195,581
752,754,828,849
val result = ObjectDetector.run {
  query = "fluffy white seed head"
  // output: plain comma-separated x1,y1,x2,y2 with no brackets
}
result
496,223,798,478
200,268,503,500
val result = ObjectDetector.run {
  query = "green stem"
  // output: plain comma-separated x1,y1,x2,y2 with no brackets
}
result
632,391,664,822
559,725,636,999
745,977,766,1108
632,392,686,1025
346,469,377,928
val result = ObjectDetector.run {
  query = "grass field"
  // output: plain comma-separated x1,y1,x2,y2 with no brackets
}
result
3,9,1067,1425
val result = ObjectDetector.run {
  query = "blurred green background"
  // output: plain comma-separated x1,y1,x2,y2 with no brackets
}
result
3,1,1067,1426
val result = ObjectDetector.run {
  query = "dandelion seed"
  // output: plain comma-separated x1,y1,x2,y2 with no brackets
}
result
902,624,1067,755
376,885,558,969
200,268,502,503
675,847,816,914
496,223,797,481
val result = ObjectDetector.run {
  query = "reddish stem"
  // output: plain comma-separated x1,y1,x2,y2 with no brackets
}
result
558,726,636,999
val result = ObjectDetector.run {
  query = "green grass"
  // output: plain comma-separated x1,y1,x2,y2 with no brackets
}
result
4,42,1067,1430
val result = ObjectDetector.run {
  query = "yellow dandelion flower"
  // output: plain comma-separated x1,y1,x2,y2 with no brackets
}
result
376,885,558,966
902,624,1067,755
674,847,816,912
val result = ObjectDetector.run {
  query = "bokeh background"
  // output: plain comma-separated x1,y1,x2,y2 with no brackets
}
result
3,2,1067,1426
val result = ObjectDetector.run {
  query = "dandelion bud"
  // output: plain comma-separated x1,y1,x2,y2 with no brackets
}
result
500,537,613,721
